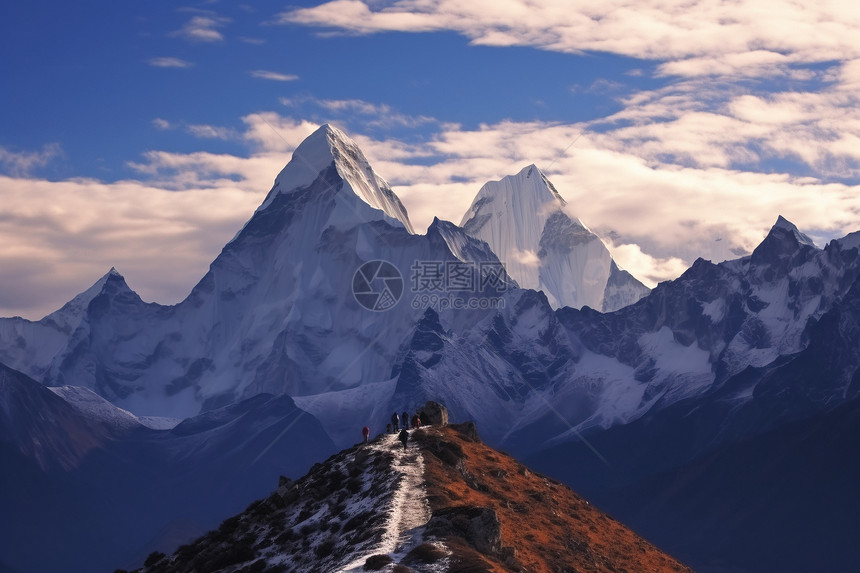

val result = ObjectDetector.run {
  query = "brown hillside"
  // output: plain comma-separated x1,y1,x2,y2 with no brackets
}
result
414,423,693,573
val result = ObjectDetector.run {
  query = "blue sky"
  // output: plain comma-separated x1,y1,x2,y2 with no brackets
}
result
3,1,860,318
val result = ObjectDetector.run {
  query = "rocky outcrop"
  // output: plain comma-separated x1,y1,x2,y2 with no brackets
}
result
426,506,501,554
419,401,448,426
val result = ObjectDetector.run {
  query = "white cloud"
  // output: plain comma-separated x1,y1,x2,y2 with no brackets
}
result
148,57,193,68
604,243,689,288
587,66,860,178
0,144,62,177
280,96,436,129
152,118,173,130
0,174,264,319
125,149,287,193
277,1,860,77
241,114,320,153
171,15,229,43
250,70,299,82
511,248,541,267
185,124,239,140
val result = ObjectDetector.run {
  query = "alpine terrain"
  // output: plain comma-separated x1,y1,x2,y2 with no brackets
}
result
2,124,859,572
125,421,692,573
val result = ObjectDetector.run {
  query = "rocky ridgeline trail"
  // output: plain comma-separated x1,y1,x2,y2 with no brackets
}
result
126,429,446,573
126,422,692,573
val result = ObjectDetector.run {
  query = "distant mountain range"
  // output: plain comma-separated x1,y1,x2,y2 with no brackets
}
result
2,124,859,572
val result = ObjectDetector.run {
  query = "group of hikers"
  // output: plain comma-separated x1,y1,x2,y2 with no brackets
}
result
361,410,423,450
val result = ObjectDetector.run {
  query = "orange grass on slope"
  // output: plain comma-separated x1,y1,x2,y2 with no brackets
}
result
414,425,693,573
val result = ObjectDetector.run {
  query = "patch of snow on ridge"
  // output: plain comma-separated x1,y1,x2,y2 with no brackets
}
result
836,230,860,251
48,385,182,430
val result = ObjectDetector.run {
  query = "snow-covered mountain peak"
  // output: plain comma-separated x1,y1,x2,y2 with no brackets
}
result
507,163,567,206
460,165,649,311
256,123,414,233
460,164,567,233
88,266,128,293
42,267,134,327
772,215,817,247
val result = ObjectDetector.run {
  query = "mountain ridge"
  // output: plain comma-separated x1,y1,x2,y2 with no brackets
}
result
127,423,692,573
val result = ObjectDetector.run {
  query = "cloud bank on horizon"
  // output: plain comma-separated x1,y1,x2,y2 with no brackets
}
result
2,1,860,318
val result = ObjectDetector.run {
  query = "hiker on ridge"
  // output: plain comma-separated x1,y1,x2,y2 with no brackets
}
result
398,427,409,450
362,426,370,444
391,412,400,432
401,411,409,430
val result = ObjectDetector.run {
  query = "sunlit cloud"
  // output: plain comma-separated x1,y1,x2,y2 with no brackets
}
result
277,1,860,77
241,114,320,153
603,242,689,288
0,175,263,319
590,66,860,178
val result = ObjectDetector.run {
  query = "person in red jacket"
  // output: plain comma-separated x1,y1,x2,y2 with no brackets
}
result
362,426,370,444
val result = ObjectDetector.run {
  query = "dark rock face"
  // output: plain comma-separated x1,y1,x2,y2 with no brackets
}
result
449,421,481,442
538,210,596,256
420,401,449,426
426,506,502,555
